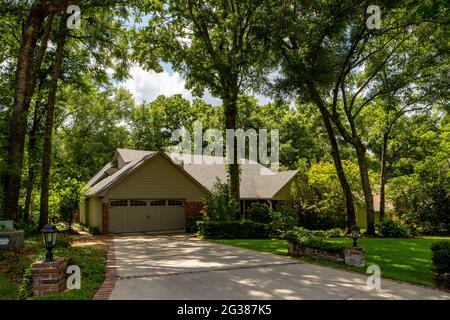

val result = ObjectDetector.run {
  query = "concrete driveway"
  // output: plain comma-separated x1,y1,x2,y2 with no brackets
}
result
108,235,450,300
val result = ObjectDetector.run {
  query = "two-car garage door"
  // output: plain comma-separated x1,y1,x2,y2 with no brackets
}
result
108,199,185,233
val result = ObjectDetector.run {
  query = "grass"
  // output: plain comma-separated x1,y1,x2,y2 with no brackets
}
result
212,236,450,287
0,234,106,300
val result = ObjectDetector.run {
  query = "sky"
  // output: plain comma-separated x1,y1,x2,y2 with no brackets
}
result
119,63,274,106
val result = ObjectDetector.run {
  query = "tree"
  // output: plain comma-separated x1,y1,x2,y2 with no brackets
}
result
267,0,448,233
135,0,269,211
2,0,79,221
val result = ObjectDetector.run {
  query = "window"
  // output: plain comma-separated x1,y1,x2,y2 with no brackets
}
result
150,200,166,206
109,200,128,207
168,200,183,206
130,200,147,207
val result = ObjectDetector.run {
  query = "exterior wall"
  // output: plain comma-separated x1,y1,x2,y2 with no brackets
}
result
88,197,103,231
355,206,380,228
185,202,204,217
102,203,109,234
104,154,206,202
79,199,86,224
272,182,293,200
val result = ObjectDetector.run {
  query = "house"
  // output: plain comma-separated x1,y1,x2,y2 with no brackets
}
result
79,148,298,234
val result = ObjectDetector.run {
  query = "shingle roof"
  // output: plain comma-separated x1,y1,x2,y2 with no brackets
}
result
85,149,298,199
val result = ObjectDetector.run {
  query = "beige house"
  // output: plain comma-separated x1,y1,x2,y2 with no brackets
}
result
80,148,298,234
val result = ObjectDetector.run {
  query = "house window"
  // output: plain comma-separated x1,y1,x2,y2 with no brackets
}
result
130,200,147,207
150,200,166,206
168,200,183,206
109,200,128,207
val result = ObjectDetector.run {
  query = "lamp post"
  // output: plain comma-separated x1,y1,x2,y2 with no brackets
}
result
41,224,58,262
351,225,360,247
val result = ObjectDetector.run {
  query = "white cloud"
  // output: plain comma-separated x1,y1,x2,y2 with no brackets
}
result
121,65,221,105
121,64,273,106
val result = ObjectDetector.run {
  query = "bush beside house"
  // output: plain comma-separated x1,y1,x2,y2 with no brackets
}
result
431,241,450,289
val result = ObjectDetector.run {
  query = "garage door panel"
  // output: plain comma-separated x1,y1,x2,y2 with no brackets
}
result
109,200,185,233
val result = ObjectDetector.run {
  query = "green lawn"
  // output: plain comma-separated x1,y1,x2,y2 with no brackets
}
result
0,235,106,300
211,236,450,287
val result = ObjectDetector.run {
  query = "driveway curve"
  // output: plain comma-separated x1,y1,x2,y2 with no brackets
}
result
108,235,450,300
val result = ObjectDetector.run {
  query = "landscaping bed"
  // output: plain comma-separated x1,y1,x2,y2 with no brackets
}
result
0,233,107,300
211,236,450,287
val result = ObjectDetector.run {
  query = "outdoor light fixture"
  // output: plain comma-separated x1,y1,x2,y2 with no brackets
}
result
351,225,360,247
41,224,58,262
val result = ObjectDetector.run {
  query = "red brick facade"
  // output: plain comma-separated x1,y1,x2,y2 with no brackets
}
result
102,202,109,235
185,202,204,217
32,259,67,297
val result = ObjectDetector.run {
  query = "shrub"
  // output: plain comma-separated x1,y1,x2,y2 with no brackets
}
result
16,216,40,235
431,241,450,289
298,209,347,230
284,227,345,240
55,233,73,248
268,206,298,237
377,219,411,238
247,203,271,224
285,234,347,253
197,220,268,239
201,180,239,221
57,179,84,229
186,215,203,233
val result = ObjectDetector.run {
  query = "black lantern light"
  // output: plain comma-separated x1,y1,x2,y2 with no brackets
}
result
351,225,360,247
41,224,58,262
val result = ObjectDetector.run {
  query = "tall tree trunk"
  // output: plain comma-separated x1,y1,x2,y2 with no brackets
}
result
355,140,375,234
24,94,45,221
307,83,356,228
379,131,388,221
39,17,67,228
320,110,356,228
3,5,47,221
224,97,241,219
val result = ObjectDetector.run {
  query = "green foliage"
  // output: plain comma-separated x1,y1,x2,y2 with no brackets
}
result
17,262,34,300
185,215,203,233
284,227,345,242
247,203,271,224
291,237,347,253
376,219,411,238
431,241,450,289
201,180,239,221
268,206,298,237
16,217,40,236
57,178,85,228
197,220,269,239
430,241,450,275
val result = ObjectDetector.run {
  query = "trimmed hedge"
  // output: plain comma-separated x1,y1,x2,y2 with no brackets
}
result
284,227,345,240
431,241,450,289
197,220,269,239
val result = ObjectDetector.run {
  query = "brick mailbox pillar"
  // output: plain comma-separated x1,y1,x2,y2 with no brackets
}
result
32,259,67,297
344,247,365,267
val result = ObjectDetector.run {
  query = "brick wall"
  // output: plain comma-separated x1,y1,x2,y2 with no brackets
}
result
32,259,67,297
102,202,109,235
185,202,204,217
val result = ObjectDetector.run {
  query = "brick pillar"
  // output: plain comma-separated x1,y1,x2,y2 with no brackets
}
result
344,247,365,267
32,259,67,297
102,202,109,235
185,202,204,217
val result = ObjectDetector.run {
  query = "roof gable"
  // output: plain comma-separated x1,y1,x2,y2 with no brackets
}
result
85,148,298,199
